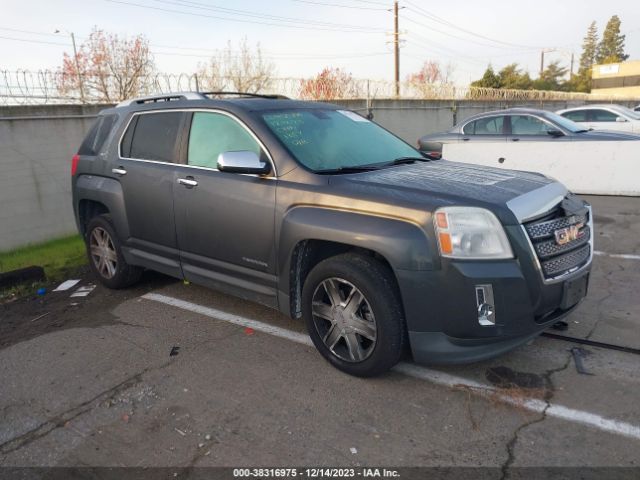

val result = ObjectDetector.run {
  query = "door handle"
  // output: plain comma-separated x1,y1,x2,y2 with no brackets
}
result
511,138,520,142
178,177,198,188
112,167,127,176
462,138,470,142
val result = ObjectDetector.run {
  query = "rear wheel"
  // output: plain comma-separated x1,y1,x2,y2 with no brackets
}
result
86,214,142,289
302,253,405,377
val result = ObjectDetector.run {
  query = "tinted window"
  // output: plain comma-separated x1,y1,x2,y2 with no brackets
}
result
262,109,418,172
510,115,553,135
127,112,183,162
562,110,587,122
588,109,618,122
463,116,504,135
188,112,262,169
79,114,117,155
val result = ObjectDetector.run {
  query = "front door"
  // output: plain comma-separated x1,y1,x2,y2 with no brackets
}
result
173,111,278,307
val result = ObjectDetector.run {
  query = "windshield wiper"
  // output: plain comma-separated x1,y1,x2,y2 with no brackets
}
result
389,156,431,164
575,129,591,133
315,165,382,174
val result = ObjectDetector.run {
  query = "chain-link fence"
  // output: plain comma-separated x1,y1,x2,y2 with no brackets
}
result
2,69,639,105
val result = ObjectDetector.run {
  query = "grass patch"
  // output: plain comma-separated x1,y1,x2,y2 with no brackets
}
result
0,235,87,282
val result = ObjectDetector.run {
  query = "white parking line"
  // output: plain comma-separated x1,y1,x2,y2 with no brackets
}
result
142,292,640,441
594,251,640,261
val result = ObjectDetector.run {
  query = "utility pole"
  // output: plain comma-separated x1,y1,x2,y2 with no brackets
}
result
540,50,545,76
393,0,400,97
70,32,86,104
570,52,575,76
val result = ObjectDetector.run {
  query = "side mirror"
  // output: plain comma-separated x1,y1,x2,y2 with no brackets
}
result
546,129,564,137
615,116,627,123
217,151,271,175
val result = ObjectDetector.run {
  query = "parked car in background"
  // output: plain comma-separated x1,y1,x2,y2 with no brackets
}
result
72,93,593,377
556,104,640,133
418,108,640,196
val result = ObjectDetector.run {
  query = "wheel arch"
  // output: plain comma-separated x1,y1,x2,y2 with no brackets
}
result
74,175,130,240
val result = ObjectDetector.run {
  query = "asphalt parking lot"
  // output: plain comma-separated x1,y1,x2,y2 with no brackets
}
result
1,195,639,475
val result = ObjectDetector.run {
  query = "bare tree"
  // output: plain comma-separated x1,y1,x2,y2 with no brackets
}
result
57,28,155,102
299,67,358,100
196,38,276,93
406,60,456,98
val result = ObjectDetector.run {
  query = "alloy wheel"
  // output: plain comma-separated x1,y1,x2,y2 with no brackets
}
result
89,227,117,279
311,277,377,362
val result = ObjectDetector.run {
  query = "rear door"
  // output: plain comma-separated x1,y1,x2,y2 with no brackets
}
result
173,110,278,307
443,115,507,163
116,110,186,277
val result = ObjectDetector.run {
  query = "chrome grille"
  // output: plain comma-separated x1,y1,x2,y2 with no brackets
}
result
523,204,591,280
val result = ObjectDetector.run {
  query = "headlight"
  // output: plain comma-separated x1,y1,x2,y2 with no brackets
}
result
433,206,513,259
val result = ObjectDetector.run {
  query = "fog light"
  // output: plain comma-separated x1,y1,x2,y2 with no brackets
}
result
475,285,496,326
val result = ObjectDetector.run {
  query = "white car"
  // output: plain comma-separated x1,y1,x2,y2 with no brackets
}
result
556,104,640,133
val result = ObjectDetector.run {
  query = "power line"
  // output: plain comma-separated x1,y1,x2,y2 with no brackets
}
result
104,0,384,33
290,0,388,10
403,0,542,49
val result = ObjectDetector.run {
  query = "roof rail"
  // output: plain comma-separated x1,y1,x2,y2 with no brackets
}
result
116,92,206,107
200,91,290,100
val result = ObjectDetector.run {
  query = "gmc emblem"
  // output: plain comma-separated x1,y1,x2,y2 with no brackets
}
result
554,223,585,246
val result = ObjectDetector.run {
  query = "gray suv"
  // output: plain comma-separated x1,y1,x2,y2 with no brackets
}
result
72,92,593,377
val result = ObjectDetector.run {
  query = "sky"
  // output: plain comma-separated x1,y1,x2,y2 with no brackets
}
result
1,0,639,85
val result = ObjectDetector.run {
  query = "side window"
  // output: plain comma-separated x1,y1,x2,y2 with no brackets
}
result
562,110,587,122
79,114,117,155
187,112,262,169
125,112,183,162
510,115,553,135
588,109,618,122
463,116,504,135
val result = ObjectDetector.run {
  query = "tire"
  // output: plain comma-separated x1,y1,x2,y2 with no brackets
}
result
85,214,142,289
302,253,405,377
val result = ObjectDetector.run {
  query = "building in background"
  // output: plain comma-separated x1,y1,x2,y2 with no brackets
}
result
591,61,640,96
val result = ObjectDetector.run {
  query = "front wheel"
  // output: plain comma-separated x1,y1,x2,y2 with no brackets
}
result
302,253,405,377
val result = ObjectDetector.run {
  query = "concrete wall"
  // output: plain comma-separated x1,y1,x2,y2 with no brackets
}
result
0,105,109,251
1,98,635,251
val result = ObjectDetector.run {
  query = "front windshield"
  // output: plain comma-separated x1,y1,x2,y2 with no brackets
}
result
262,109,420,172
613,105,640,120
541,111,585,133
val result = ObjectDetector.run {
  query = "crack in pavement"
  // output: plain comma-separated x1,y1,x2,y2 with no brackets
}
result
0,360,171,457
499,351,574,480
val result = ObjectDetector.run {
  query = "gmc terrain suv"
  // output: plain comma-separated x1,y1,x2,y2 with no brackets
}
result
72,92,593,377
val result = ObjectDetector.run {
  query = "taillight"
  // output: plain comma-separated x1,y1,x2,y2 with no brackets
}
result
71,154,80,176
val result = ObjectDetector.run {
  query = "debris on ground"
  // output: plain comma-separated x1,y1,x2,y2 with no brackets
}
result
571,347,594,376
70,284,96,298
350,447,358,454
174,428,187,436
552,320,569,331
53,279,81,292
244,327,255,335
30,312,50,322
36,288,47,296
170,346,180,357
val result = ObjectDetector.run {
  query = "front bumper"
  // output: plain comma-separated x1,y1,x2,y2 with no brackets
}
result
397,250,590,365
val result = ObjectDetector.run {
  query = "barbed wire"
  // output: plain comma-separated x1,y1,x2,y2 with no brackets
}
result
1,69,638,105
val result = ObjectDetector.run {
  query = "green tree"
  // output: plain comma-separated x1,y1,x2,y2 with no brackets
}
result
497,63,532,89
470,65,501,88
596,15,629,64
579,21,598,71
533,60,569,90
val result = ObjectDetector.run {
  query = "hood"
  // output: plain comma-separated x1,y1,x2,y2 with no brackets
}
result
577,130,640,140
329,160,562,223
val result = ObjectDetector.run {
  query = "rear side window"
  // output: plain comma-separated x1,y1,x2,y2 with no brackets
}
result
562,110,587,122
463,116,504,135
78,114,117,155
123,112,183,162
